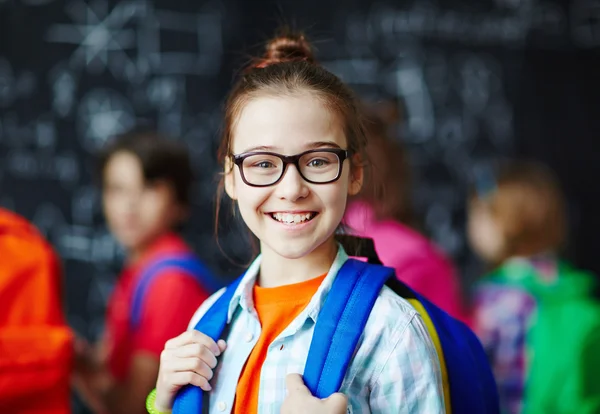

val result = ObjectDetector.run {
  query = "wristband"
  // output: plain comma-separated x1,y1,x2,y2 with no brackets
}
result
146,388,171,414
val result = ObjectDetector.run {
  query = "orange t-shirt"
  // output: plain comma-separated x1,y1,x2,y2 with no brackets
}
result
233,274,327,414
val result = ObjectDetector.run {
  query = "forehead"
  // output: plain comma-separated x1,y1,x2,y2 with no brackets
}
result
231,92,347,154
104,151,143,184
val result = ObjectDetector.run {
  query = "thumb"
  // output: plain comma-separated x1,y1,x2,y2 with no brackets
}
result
324,392,348,410
285,373,311,396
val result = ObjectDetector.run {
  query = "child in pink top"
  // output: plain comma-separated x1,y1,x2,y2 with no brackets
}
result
345,200,468,323
344,102,469,324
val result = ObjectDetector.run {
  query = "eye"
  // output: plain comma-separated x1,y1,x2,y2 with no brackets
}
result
253,161,276,169
307,158,330,168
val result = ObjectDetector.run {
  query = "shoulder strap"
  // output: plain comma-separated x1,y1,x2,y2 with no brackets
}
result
172,275,244,414
303,258,393,398
130,254,223,330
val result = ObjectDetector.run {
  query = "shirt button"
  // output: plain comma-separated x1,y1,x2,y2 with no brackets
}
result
244,332,254,342
217,401,227,412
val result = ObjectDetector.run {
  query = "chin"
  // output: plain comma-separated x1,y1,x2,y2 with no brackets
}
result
262,235,334,261
115,232,144,251
270,244,315,260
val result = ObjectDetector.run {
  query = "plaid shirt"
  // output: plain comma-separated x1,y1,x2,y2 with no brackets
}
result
188,246,445,414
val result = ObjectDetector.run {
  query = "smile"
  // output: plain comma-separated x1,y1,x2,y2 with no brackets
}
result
269,212,318,225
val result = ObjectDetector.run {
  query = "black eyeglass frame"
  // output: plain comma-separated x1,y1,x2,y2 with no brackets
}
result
231,148,350,187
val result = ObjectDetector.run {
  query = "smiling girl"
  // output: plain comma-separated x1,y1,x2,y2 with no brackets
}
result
149,31,444,414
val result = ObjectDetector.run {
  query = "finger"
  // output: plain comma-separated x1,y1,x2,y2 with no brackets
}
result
171,343,219,368
168,371,213,392
164,330,221,355
165,331,221,355
168,357,214,380
325,393,348,410
217,339,227,353
285,373,311,396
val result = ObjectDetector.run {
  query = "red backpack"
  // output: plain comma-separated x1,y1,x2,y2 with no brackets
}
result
0,208,73,413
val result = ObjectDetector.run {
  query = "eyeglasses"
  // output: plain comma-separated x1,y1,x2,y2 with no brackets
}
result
231,148,350,187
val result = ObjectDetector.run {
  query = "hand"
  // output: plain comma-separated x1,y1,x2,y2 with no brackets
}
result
281,374,348,414
73,336,94,371
155,330,227,412
72,335,110,413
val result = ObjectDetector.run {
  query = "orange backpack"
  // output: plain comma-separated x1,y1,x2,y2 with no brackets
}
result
0,208,73,413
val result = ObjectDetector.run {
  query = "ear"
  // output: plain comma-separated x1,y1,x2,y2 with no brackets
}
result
224,157,237,200
348,154,364,196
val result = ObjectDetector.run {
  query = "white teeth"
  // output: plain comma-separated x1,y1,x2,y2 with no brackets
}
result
272,212,315,224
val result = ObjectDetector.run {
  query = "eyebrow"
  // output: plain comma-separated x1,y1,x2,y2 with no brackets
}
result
240,141,342,153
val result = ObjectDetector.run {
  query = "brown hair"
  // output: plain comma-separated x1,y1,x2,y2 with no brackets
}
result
217,29,366,165
354,101,415,226
472,160,566,260
214,29,368,249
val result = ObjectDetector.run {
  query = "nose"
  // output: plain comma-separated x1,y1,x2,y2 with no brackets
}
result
274,164,309,201
123,190,141,213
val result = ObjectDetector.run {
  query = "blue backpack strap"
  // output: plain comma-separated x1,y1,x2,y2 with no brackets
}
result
303,258,394,398
172,275,244,414
130,254,223,330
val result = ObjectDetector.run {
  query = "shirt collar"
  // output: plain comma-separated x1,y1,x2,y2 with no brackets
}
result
226,244,349,324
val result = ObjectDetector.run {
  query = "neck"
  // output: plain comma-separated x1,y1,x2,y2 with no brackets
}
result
127,247,146,265
257,238,338,288
126,238,157,265
125,231,172,265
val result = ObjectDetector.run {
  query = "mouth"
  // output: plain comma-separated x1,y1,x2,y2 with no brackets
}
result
268,211,318,225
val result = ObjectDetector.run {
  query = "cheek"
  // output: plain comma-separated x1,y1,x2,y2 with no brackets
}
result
320,183,349,218
468,213,503,258
139,192,175,223
103,195,125,223
235,183,270,216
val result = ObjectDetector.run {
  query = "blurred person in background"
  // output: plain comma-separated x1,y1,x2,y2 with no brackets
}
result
72,129,220,414
344,100,469,323
468,160,600,414
0,207,73,413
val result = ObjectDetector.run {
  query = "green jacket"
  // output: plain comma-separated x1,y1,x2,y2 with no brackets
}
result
486,260,600,414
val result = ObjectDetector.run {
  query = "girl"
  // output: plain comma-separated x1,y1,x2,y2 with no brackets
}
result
73,130,216,414
344,102,469,323
151,31,445,413
468,160,600,414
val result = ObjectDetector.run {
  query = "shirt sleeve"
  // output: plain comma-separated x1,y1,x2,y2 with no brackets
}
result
369,313,446,413
132,270,212,357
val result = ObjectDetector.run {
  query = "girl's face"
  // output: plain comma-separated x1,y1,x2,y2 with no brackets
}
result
467,201,505,264
102,151,184,255
225,92,363,261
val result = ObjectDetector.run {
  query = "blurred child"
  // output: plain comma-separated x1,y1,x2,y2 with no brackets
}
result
73,129,218,414
344,103,469,323
0,207,73,413
469,160,600,414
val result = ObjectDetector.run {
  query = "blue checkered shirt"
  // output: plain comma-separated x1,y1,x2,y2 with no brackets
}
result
188,246,445,413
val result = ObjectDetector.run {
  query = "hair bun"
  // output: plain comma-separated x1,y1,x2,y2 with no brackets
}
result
253,31,315,69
